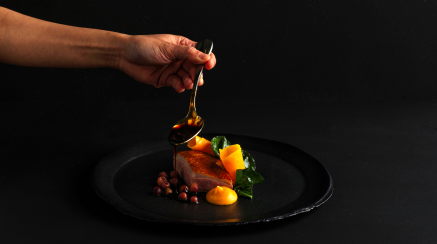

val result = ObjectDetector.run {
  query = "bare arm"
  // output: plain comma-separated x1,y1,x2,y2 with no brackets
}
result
0,7,125,68
0,7,216,92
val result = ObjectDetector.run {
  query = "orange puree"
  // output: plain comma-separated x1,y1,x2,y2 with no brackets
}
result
188,136,215,156
206,186,238,205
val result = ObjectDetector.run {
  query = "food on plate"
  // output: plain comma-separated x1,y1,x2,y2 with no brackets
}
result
219,144,246,183
175,150,233,192
170,170,178,178
153,187,162,196
152,171,199,204
178,192,188,201
189,182,199,192
208,136,264,199
152,135,264,204
157,176,167,186
188,136,215,155
206,186,238,205
190,195,199,203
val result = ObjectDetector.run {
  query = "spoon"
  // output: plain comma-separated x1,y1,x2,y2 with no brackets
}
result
168,39,213,146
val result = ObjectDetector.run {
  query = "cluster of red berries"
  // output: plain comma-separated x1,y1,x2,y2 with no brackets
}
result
152,170,199,204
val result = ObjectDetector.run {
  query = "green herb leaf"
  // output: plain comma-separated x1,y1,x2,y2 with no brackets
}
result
235,186,253,199
211,136,231,157
242,150,256,171
235,168,264,198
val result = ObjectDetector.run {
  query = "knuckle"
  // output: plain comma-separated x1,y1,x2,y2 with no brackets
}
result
186,46,198,56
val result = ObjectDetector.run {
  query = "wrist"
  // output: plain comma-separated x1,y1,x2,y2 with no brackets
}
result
104,32,130,70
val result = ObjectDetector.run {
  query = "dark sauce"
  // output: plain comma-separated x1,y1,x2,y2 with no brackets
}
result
161,123,202,203
168,123,202,186
168,123,202,145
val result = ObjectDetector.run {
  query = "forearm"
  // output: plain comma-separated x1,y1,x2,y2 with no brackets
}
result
0,7,127,69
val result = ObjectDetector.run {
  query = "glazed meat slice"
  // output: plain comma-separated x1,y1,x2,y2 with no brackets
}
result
175,150,233,192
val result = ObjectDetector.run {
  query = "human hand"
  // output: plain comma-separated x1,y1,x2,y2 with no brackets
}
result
118,34,216,93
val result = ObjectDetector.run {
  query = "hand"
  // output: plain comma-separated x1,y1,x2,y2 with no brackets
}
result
119,34,217,93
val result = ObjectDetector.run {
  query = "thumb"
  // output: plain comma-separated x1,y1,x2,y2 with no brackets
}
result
168,44,210,64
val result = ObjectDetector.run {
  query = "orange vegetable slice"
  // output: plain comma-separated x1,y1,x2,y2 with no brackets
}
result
187,136,215,156
219,144,246,183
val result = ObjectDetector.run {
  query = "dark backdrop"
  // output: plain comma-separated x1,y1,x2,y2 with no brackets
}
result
2,0,437,102
1,1,437,244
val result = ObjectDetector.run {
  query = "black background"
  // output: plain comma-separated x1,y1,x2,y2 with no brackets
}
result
1,1,437,243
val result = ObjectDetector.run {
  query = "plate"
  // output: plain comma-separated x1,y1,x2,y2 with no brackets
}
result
92,133,333,226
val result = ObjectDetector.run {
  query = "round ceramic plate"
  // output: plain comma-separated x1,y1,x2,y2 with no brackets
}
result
92,133,333,226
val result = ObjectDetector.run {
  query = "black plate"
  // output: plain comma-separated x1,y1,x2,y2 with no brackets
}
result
92,133,333,226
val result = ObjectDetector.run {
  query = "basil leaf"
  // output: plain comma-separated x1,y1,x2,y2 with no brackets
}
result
242,150,256,171
211,136,231,157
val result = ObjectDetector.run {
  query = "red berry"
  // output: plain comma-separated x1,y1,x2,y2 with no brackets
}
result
153,187,162,196
157,176,167,186
170,170,179,178
178,192,187,201
158,172,168,178
189,183,199,193
169,177,179,187
190,196,198,203
179,185,189,193
161,181,171,190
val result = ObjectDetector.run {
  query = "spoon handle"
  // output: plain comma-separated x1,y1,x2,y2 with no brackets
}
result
193,39,213,90
188,39,213,118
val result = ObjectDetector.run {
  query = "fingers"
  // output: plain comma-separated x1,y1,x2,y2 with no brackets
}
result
167,75,185,93
176,69,204,89
168,44,211,64
177,69,193,90
158,60,184,87
205,52,216,70
176,37,216,69
199,74,204,86
182,60,197,81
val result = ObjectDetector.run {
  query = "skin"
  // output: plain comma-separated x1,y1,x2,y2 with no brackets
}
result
0,7,216,93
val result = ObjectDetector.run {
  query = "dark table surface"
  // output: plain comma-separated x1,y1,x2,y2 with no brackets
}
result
2,99,437,243
2,1,437,243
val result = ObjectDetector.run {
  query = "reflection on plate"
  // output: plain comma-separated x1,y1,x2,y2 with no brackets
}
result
92,133,333,226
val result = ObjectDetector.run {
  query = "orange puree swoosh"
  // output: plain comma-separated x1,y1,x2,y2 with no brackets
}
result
206,186,238,205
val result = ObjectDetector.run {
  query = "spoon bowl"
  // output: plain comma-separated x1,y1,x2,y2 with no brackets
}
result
168,39,213,146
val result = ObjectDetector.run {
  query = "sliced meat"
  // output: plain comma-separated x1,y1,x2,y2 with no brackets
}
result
175,150,233,192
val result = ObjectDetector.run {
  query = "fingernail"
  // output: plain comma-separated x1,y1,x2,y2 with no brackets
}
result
198,52,209,60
